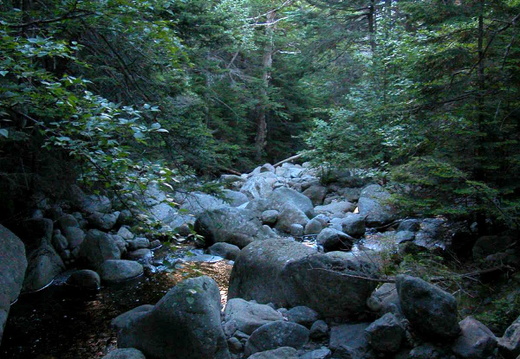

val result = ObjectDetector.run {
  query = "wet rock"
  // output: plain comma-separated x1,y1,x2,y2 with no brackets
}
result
224,298,283,335
66,269,101,291
304,218,323,235
314,201,355,219
330,323,372,358
115,276,230,359
127,237,150,251
244,321,309,357
88,211,120,231
267,187,315,218
228,238,316,307
310,320,329,340
223,189,249,207
195,207,274,248
316,228,354,252
102,348,146,359
275,205,309,233
282,252,378,318
452,316,497,359
396,275,460,339
23,243,65,292
358,184,397,227
286,306,320,328
208,242,241,260
397,219,421,232
127,249,153,262
499,315,520,358
365,313,405,353
79,229,121,268
261,209,279,225
0,225,27,346
248,346,298,359
98,260,143,283
303,184,327,206
340,213,366,238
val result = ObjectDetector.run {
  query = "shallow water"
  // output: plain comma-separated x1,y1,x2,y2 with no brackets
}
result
0,245,232,359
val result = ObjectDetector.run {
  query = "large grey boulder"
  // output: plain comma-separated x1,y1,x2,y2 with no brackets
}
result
70,185,112,213
99,260,143,283
316,228,354,252
414,218,450,250
275,204,309,233
228,238,316,307
286,306,320,328
340,213,367,238
240,171,279,200
195,207,274,248
452,316,497,359
366,283,401,315
314,201,355,219
365,313,405,353
88,211,120,231
281,252,378,318
244,321,309,357
223,189,249,207
208,242,241,260
499,315,520,358
178,191,228,215
23,243,65,292
79,229,122,268
396,275,460,339
223,298,283,335
329,323,373,359
115,276,230,359
358,184,397,227
266,187,315,218
303,184,327,206
0,225,28,346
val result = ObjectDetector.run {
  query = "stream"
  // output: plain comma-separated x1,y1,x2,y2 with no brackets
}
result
0,244,233,359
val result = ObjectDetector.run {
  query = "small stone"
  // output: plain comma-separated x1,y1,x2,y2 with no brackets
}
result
286,306,320,328
66,269,101,291
310,320,329,340
290,223,304,237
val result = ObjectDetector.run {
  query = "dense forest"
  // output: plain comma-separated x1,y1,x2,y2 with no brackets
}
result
1,0,519,232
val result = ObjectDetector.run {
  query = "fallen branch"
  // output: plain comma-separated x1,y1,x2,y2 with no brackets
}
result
273,153,302,167
311,265,513,284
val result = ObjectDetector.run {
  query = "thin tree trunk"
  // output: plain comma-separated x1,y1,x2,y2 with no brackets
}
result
255,10,276,162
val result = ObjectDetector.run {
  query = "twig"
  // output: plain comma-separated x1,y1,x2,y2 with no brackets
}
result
273,153,303,167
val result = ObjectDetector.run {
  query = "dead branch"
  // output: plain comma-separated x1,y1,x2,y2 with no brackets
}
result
273,153,302,167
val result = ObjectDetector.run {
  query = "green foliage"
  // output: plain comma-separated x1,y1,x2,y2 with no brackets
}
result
474,293,520,334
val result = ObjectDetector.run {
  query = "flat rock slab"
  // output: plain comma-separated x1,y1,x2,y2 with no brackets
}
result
99,260,143,283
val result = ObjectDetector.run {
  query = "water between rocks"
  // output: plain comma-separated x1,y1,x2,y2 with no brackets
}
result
0,244,233,359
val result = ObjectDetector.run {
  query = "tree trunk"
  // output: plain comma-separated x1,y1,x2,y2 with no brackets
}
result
254,10,276,162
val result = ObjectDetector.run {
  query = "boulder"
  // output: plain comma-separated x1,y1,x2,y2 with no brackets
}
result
300,348,332,359
228,238,316,307
62,226,86,250
316,228,354,252
58,214,80,230
196,207,275,248
303,184,327,206
241,171,279,200
66,269,101,291
414,218,449,250
286,306,320,328
223,189,249,207
99,260,143,283
178,191,227,215
310,320,329,340
117,226,135,241
111,305,154,329
127,249,153,262
223,298,283,335
115,276,230,359
208,242,241,260
244,321,309,357
397,219,421,232
23,243,65,292
452,316,497,359
396,275,460,339
304,218,323,235
102,348,146,359
248,347,298,359
275,204,309,233
149,202,190,228
88,211,120,231
127,238,150,251
290,223,304,237
330,323,372,358
366,283,400,315
79,229,121,268
499,315,520,358
281,252,378,318
358,184,397,227
314,201,355,219
340,213,366,238
275,162,306,178
0,225,28,346
365,313,405,353
70,185,112,213
52,229,69,252
267,187,315,218
261,209,279,225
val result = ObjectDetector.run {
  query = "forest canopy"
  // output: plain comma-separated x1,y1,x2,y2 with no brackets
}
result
0,0,519,231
